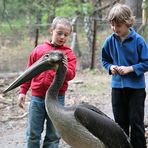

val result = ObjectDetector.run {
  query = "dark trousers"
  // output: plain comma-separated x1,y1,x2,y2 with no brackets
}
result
112,88,146,148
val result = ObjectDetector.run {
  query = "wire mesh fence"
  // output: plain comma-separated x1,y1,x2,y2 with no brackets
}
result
0,20,148,73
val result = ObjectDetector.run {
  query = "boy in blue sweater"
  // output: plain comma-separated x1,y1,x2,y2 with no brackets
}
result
101,3,148,148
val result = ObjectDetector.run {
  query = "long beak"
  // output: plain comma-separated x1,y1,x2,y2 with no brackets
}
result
3,54,59,94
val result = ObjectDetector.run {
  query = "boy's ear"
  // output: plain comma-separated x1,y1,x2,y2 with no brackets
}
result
48,27,53,33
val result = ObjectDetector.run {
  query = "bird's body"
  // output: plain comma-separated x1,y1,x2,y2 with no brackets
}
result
3,51,133,148
45,102,105,148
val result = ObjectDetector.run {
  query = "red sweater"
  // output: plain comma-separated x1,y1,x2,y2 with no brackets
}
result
20,40,76,98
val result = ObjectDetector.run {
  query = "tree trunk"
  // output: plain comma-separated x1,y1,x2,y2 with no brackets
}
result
71,16,81,57
125,0,142,18
125,0,142,29
137,0,148,33
90,19,97,69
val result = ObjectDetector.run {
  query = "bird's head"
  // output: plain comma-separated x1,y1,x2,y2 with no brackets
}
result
3,50,64,94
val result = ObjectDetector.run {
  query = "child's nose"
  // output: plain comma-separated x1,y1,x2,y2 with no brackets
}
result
60,34,65,38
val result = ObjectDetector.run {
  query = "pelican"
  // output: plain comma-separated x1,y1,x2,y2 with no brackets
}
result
3,51,133,148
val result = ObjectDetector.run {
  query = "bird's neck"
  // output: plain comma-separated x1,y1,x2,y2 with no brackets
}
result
46,63,66,99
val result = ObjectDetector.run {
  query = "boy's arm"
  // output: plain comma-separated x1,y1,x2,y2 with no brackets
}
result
19,50,36,94
19,81,31,95
132,41,148,76
102,46,113,75
65,51,77,81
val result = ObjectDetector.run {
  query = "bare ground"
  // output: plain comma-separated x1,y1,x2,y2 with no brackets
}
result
0,70,148,148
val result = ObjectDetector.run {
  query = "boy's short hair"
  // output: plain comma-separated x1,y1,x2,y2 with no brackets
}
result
51,16,72,32
107,3,135,27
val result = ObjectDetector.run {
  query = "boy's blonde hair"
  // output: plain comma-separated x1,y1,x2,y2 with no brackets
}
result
107,3,135,27
51,16,72,33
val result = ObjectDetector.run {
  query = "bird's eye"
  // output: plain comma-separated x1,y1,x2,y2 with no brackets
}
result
44,54,49,59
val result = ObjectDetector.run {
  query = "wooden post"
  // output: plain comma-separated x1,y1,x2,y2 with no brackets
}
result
142,0,148,25
35,28,39,47
71,15,81,57
90,19,97,70
138,0,148,33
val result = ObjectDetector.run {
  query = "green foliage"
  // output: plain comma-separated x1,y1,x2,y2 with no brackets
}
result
55,0,93,16
56,4,78,17
0,0,95,25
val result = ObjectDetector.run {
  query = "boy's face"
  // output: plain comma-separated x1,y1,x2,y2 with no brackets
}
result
51,23,71,46
110,22,129,38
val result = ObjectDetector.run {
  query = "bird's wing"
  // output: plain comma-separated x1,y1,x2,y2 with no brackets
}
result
78,103,111,119
74,104,132,148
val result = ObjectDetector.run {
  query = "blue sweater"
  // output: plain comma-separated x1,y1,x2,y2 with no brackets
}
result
102,28,148,88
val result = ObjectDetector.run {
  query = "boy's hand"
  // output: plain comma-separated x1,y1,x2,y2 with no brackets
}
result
116,66,133,75
63,55,68,69
110,65,119,74
17,93,26,109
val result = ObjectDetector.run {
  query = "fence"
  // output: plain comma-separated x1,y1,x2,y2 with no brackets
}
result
0,20,148,73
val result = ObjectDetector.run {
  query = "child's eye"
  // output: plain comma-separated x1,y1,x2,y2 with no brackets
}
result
57,32,63,36
64,34,68,37
56,32,69,37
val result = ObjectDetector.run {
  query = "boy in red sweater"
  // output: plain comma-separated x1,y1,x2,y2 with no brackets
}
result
17,16,76,148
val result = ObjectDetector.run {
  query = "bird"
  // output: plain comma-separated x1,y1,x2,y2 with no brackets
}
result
3,50,133,148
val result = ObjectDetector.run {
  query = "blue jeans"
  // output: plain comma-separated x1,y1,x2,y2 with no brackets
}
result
26,95,65,148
